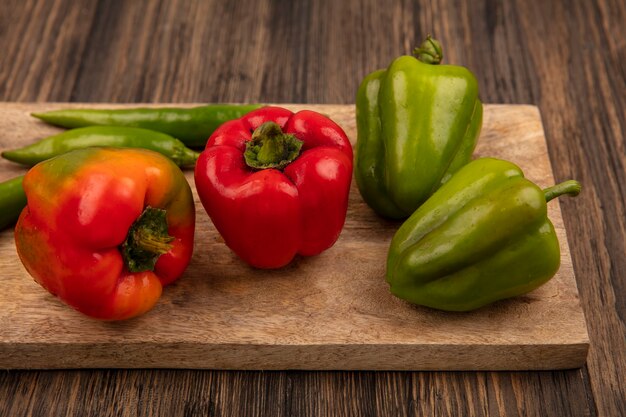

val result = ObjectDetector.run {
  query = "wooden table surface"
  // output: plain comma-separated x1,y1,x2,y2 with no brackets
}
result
0,0,623,416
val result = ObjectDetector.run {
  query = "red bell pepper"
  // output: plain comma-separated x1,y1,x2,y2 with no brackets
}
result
194,106,353,268
14,148,195,320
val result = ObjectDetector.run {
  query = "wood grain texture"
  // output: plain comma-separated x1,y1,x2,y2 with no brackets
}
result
0,102,588,371
0,0,624,415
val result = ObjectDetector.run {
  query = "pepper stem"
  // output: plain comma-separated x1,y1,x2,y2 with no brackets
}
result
244,122,303,170
543,180,582,202
413,35,443,65
120,206,174,273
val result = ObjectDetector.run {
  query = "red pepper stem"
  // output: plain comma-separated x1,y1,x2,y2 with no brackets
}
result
413,35,443,65
244,122,303,170
543,180,582,202
120,206,174,273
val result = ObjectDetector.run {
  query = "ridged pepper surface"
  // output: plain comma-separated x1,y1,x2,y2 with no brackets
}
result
194,106,353,269
356,36,483,219
15,148,195,320
386,158,581,311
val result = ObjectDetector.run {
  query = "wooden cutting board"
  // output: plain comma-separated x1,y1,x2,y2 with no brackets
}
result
0,103,589,370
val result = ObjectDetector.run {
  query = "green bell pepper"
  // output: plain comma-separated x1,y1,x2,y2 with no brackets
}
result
386,158,581,312
355,36,483,219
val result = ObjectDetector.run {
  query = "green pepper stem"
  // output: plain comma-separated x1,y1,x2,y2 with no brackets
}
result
134,233,173,254
244,122,303,170
120,207,174,273
543,180,582,202
413,35,443,65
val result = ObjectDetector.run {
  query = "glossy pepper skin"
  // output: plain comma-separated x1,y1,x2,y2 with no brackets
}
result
2,126,200,168
0,176,26,231
386,158,581,312
32,104,262,148
355,36,483,219
194,106,353,269
15,148,195,320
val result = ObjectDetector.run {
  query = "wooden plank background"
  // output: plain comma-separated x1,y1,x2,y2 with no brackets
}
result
0,0,624,416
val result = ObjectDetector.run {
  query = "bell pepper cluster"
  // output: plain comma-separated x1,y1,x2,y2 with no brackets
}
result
356,36,581,311
11,105,353,319
6,35,581,319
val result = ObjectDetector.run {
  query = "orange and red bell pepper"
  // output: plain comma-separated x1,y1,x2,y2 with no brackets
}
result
14,147,195,320
194,106,353,268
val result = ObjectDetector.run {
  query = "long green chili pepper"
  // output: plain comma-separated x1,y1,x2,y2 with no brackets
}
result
31,104,262,148
2,126,200,168
0,176,26,231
